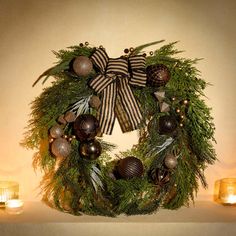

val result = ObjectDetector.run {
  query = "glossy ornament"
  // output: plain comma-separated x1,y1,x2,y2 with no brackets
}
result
146,64,170,87
79,140,102,160
49,125,64,138
159,115,177,134
164,154,178,169
74,114,100,141
51,138,71,158
117,156,144,179
72,56,93,77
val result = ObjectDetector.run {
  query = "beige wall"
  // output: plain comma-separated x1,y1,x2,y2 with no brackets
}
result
0,0,235,202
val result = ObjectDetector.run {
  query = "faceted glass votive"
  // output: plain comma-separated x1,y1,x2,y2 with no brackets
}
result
5,199,24,214
218,178,236,205
0,181,19,207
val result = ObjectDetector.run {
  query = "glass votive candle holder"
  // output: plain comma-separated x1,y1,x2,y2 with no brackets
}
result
5,199,24,214
0,181,19,207
218,178,236,205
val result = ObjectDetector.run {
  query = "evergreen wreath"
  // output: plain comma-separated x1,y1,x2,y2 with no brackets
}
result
22,40,216,216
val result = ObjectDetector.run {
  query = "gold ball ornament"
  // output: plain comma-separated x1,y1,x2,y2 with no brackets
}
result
49,125,64,138
183,99,189,105
51,138,71,158
72,56,93,77
164,154,178,169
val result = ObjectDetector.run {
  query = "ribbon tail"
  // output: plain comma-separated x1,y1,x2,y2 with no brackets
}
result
98,83,117,135
115,94,133,132
116,77,142,132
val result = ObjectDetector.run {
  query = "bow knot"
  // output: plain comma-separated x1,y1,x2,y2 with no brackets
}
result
89,49,147,134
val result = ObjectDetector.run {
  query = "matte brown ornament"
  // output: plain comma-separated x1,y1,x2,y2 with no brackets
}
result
89,95,101,109
146,64,170,87
73,114,100,141
72,56,93,77
117,156,144,179
49,125,64,138
164,154,178,169
79,140,102,160
51,138,71,158
64,111,76,123
58,115,67,125
158,115,177,134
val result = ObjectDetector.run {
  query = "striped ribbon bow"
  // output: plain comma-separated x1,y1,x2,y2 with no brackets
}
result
89,48,147,135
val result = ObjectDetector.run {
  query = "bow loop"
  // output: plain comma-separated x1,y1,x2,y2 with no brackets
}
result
89,49,147,134
129,55,147,87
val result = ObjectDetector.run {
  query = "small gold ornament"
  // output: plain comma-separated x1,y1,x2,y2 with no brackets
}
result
183,99,189,105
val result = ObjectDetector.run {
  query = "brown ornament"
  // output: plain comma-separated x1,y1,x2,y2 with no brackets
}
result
72,56,93,77
79,139,102,160
73,114,100,141
146,64,170,87
117,156,144,179
51,138,71,158
153,168,170,186
58,115,67,125
49,125,64,138
158,115,177,134
164,154,178,169
89,95,101,109
64,111,76,123
124,48,129,54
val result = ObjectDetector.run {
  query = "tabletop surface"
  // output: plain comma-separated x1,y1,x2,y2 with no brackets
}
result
0,201,236,223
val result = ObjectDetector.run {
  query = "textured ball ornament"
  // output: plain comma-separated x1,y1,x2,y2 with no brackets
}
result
51,138,71,158
146,64,170,87
72,56,93,77
49,125,64,138
79,140,102,160
164,154,178,169
159,115,177,134
73,114,100,141
117,156,144,179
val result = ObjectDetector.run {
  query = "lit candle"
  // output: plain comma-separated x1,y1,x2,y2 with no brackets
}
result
218,178,236,205
0,181,19,207
5,199,24,214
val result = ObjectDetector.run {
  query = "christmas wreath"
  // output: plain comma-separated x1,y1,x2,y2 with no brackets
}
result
22,41,216,216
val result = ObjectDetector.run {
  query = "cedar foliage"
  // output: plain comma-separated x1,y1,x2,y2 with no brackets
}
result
22,41,216,216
